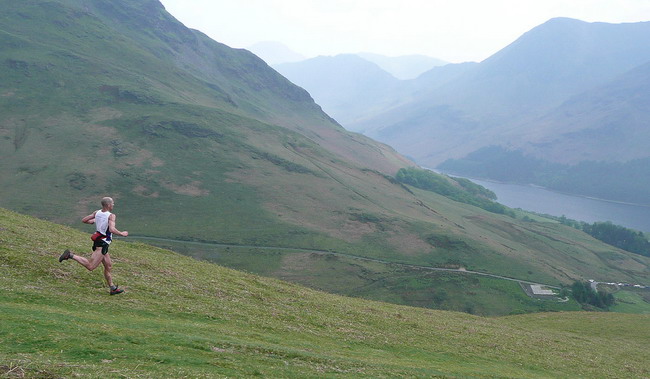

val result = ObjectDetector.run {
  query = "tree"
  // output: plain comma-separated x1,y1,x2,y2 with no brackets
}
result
570,281,615,310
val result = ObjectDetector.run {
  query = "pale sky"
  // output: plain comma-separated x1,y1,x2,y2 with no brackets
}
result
160,0,650,63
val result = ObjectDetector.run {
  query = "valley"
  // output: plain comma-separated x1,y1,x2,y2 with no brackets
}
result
279,18,650,206
1,0,648,320
439,171,650,233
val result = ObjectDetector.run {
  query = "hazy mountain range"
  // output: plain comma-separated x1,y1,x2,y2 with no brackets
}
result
355,52,447,79
250,40,447,80
278,17,650,204
273,54,455,125
365,18,650,163
274,54,405,125
248,41,448,80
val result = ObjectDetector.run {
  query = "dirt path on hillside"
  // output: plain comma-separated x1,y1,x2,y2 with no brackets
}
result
130,235,561,289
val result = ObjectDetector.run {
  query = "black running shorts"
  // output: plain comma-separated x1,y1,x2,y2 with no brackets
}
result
92,239,110,255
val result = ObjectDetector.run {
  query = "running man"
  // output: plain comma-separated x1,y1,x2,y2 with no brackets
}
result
59,197,129,295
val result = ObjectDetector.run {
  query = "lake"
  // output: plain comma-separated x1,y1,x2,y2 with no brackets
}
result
436,171,650,233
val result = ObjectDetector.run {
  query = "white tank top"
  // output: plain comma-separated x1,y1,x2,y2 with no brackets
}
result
95,210,113,242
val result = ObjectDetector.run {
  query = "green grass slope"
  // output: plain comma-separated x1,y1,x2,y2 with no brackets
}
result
0,0,411,249
139,237,584,317
1,208,649,378
612,289,650,314
157,183,650,315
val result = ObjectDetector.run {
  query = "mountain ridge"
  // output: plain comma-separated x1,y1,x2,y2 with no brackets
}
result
356,17,650,165
274,54,405,125
356,52,447,80
515,60,650,163
326,18,650,204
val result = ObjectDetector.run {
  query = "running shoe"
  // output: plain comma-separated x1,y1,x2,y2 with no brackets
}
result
59,249,72,262
109,285,124,295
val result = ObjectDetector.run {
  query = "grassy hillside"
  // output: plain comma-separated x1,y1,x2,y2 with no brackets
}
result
136,237,584,316
133,177,650,315
0,0,411,247
1,0,649,315
1,208,649,378
612,289,650,314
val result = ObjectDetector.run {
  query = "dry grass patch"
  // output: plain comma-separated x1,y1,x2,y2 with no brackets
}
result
159,180,209,196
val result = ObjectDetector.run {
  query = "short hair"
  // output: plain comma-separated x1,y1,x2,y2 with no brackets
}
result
101,197,114,207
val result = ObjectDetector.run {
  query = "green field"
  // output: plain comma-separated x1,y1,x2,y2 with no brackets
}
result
1,208,649,378
611,289,650,314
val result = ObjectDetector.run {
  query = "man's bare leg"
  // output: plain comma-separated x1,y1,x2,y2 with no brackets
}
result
60,247,123,294
70,248,104,271
102,254,114,288
102,254,123,295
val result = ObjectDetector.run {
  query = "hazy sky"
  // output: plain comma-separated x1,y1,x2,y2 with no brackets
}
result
160,0,650,63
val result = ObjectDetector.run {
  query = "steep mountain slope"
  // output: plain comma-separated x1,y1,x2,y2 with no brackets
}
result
2,208,649,378
1,1,648,312
442,61,650,204
353,18,650,167
437,51,650,204
274,54,405,125
453,18,650,118
0,0,409,230
515,61,650,164
339,61,479,134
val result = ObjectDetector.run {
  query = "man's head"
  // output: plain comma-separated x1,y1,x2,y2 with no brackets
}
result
101,197,114,211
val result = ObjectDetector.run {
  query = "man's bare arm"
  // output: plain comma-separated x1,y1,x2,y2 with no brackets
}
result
81,211,97,224
108,214,128,237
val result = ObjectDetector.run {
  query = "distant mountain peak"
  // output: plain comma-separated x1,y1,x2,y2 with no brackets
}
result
356,52,448,80
543,17,586,24
347,18,650,172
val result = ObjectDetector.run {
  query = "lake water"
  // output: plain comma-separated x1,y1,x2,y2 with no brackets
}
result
436,171,650,233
